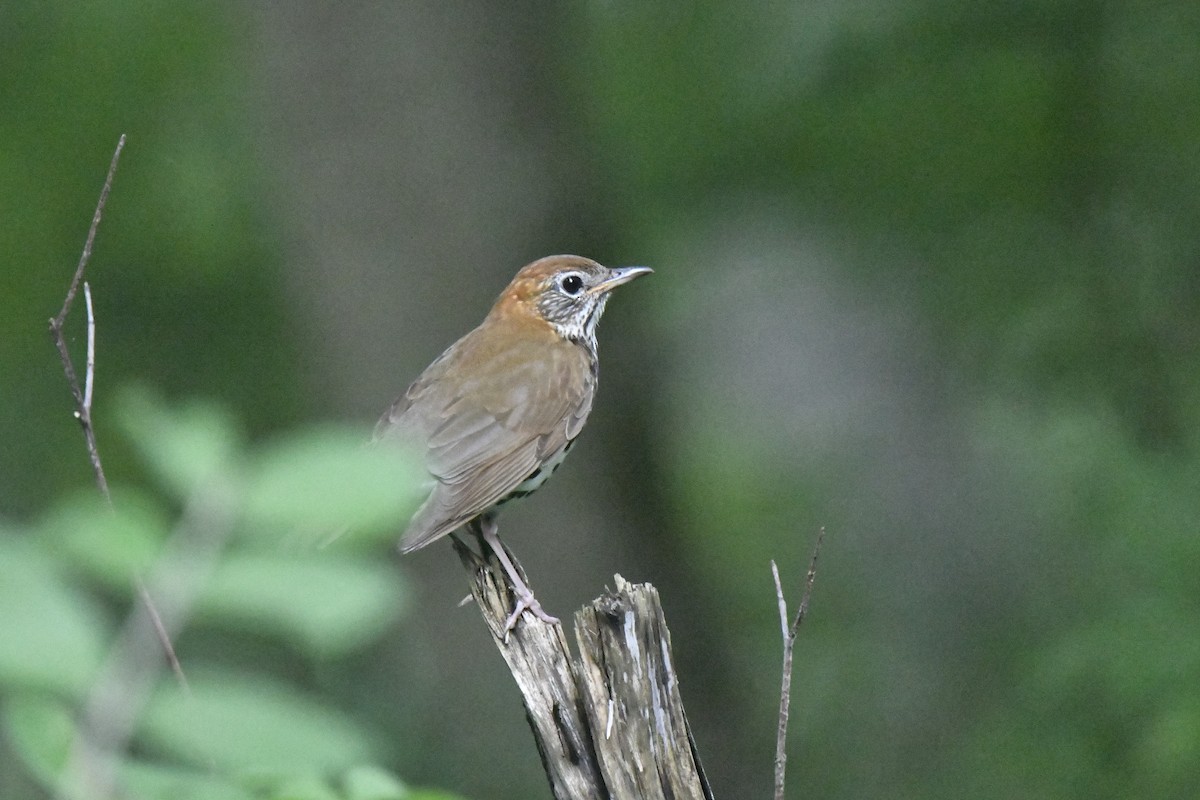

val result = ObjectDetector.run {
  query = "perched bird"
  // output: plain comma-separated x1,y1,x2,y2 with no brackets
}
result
375,255,652,632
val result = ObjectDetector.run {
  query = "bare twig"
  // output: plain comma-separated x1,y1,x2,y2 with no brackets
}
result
54,142,187,693
48,133,126,502
83,282,97,411
49,137,207,800
772,527,825,800
136,578,190,694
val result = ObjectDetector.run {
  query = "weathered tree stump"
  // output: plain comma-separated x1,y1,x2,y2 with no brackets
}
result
454,538,713,800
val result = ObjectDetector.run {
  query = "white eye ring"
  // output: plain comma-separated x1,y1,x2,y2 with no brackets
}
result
560,274,584,295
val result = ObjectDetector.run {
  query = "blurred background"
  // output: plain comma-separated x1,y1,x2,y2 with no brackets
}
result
3,1,1199,798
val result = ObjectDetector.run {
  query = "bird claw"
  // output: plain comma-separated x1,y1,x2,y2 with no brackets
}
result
502,589,560,640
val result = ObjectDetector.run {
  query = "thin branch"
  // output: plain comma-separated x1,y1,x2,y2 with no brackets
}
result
136,578,190,694
771,560,793,800
48,133,125,503
48,137,198,800
772,527,825,800
83,282,96,413
792,527,823,635
51,135,126,332
772,561,789,642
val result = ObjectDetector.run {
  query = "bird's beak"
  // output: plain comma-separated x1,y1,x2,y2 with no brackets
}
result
588,266,653,295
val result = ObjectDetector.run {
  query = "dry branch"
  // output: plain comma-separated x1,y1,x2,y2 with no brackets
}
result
48,133,126,501
771,528,825,800
51,136,208,800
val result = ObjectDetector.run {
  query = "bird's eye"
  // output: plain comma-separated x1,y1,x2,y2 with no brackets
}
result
560,274,584,295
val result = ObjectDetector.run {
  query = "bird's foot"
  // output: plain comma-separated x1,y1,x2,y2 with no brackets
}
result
475,514,560,639
503,587,560,637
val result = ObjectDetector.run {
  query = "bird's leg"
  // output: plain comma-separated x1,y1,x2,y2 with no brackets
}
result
477,515,560,633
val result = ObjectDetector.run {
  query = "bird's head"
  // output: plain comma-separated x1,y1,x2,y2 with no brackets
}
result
494,255,652,347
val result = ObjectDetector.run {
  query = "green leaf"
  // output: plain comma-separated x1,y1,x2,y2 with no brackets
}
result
115,386,242,499
0,537,108,695
1,694,79,788
119,759,257,800
37,487,170,592
195,553,407,657
400,790,471,800
259,768,468,800
139,668,381,776
340,765,409,800
240,427,424,541
263,774,340,800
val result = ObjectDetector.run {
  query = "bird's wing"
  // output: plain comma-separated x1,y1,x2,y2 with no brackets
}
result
376,320,594,552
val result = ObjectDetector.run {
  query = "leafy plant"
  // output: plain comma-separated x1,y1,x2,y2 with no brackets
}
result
0,388,463,800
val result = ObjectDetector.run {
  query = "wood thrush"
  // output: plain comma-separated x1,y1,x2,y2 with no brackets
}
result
375,254,652,631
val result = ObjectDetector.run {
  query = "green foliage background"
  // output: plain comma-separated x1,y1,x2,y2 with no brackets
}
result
2,1,1198,798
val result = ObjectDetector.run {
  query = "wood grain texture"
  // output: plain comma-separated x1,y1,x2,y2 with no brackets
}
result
454,535,607,800
575,576,713,800
454,538,711,800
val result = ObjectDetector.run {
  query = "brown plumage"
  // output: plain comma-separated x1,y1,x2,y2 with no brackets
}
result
375,254,651,630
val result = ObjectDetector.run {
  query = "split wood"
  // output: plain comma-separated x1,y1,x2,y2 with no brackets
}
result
454,536,714,800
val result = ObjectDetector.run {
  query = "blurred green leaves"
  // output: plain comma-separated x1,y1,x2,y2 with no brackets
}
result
242,427,426,537
140,670,379,775
0,536,108,696
197,555,405,657
0,389,457,799
40,488,170,591
114,387,243,500
2,696,81,789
